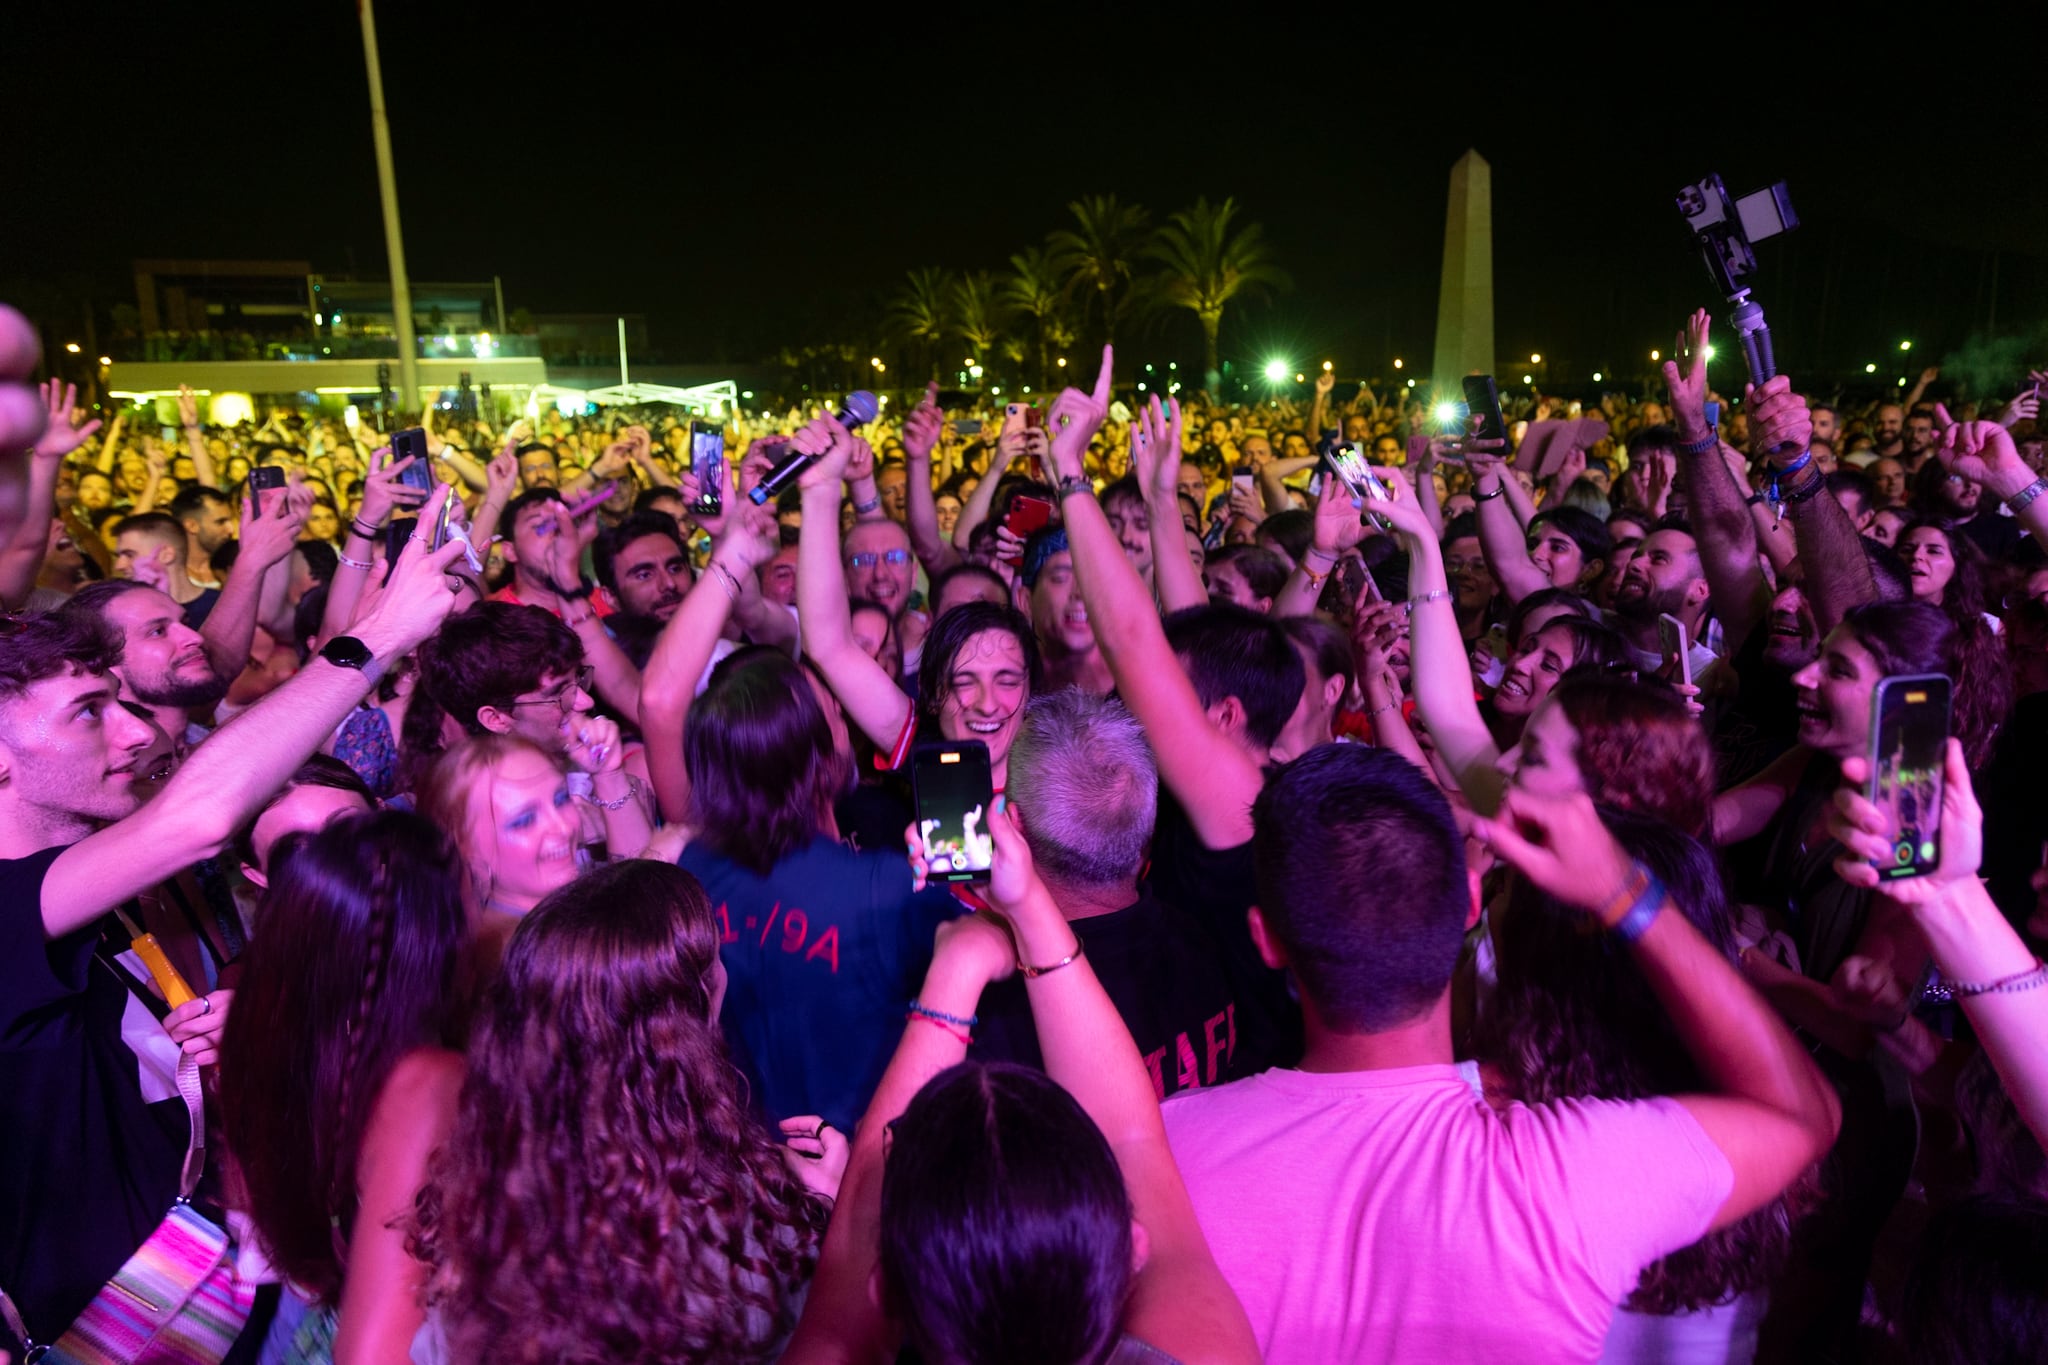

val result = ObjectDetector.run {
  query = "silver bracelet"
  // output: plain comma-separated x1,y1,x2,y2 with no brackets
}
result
591,775,642,811
2007,477,2048,513
1946,959,2048,998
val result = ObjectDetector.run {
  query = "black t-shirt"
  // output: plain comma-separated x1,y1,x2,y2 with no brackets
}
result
1955,509,2021,564
180,586,220,630
975,888,1261,1099
678,834,959,1131
1,847,187,1348
1980,691,2048,932
1141,790,1301,1070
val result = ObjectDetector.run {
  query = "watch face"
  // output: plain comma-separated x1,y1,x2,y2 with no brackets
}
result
322,636,373,670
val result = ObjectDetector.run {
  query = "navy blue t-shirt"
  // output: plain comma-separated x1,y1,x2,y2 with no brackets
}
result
679,835,959,1132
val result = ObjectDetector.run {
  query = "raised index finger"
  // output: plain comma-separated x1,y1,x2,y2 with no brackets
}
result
1092,344,1114,407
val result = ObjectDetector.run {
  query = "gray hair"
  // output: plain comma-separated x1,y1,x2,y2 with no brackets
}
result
1005,690,1157,888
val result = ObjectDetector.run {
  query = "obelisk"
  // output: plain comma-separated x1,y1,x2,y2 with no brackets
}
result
1431,150,1494,388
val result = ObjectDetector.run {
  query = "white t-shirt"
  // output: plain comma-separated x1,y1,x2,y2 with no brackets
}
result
1162,1064,1732,1365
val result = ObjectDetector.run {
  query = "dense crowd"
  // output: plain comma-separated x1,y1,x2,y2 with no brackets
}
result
4,290,2048,1365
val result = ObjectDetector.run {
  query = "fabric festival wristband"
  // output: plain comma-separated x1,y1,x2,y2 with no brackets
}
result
852,494,881,514
1678,431,1721,456
337,551,373,571
908,999,978,1029
1595,862,1652,929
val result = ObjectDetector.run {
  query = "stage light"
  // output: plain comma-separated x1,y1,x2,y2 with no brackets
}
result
1865,363,1878,373
1263,359,1290,382
1434,401,1460,425
1323,360,1333,372
1592,372,1603,382
1530,353,1542,363
1900,340,1912,351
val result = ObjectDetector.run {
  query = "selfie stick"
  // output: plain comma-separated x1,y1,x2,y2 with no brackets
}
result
1727,292,1775,387
750,390,882,505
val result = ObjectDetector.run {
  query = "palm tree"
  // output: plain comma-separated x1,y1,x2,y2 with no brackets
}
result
1048,195,1152,349
885,267,956,379
1002,244,1077,388
951,271,1014,378
1148,197,1290,393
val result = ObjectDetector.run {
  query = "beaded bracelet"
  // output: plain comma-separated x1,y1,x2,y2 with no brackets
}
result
337,551,373,571
1408,587,1452,608
909,999,978,1029
1677,431,1721,457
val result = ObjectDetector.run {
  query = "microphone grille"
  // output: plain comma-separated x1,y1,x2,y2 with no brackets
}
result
843,390,880,424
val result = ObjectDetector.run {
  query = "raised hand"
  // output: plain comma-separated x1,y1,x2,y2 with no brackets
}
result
1310,471,1371,555
903,381,943,463
355,488,470,650
1471,787,1636,919
1660,308,1714,445
1826,738,1982,906
565,714,625,776
842,432,877,485
778,1116,851,1199
1935,419,2029,493
1314,369,1335,398
1744,376,1813,467
31,380,103,462
1131,394,1182,505
791,410,856,491
1998,387,2040,430
484,437,518,505
176,384,200,431
712,498,780,573
591,437,633,481
358,445,428,530
238,483,310,572
1044,344,1113,484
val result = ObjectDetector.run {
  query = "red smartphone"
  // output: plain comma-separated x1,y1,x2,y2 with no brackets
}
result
1001,495,1056,563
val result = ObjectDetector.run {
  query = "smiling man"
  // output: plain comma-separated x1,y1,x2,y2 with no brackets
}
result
1016,527,1113,695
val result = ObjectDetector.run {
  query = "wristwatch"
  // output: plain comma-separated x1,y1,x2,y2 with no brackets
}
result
319,635,374,671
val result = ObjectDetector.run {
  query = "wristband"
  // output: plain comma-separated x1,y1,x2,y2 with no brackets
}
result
1407,587,1452,608
1595,863,1652,928
1611,873,1668,944
1778,466,1827,505
336,551,373,571
708,561,742,602
1056,473,1096,500
1018,940,1086,979
2006,476,2048,513
349,517,381,540
1677,431,1721,457
1769,446,1813,478
908,999,978,1029
1475,483,1506,502
852,494,882,514
1744,492,1766,507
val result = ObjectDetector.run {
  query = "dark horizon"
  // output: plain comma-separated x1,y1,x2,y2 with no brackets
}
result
8,3,2045,398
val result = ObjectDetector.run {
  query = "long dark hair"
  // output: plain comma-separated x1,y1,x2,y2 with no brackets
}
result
881,1062,1133,1365
412,861,827,1363
1549,669,1717,838
217,809,472,1300
686,646,851,873
1480,810,1795,1313
914,601,1042,730
1844,598,2007,767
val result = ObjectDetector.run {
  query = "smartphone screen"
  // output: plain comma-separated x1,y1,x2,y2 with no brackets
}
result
392,427,434,492
912,741,994,883
1460,375,1510,456
690,421,725,516
1657,612,1692,686
1867,674,1951,880
1231,467,1256,500
1324,443,1393,531
952,419,982,438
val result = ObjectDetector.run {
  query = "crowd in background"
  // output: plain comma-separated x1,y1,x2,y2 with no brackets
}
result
5,286,2048,1365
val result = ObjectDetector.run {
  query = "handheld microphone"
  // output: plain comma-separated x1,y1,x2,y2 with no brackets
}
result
750,391,882,505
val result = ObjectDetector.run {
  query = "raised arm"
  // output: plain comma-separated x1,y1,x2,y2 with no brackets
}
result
1131,394,1206,613
41,497,469,939
795,420,915,754
200,484,309,681
1,382,100,608
1939,419,2048,545
175,385,216,488
1375,479,1505,813
1043,348,1264,850
1479,789,1841,1231
1663,311,1771,654
900,383,961,576
983,801,1262,1363
1273,474,1368,619
1749,376,1875,635
1829,740,2048,1151
318,444,428,648
950,433,1024,552
1467,440,1548,605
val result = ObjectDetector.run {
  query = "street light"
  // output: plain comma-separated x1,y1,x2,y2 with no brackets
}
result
65,342,80,354
1056,357,1067,368
1865,363,1878,374
1530,353,1542,364
98,356,112,366
1322,360,1334,372
1900,340,1913,352
1592,372,1603,382
1393,358,1404,370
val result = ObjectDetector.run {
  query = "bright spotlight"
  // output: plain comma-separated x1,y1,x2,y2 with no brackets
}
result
1263,359,1290,382
1434,401,1461,426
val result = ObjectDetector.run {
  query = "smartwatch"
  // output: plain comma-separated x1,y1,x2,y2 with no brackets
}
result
318,635,374,672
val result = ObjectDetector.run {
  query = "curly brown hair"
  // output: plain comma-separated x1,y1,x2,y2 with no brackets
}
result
410,860,830,1363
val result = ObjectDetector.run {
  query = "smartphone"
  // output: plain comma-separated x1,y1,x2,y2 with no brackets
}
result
1321,554,1371,616
392,427,434,492
1324,443,1393,532
911,741,995,883
1460,375,1510,457
432,493,457,552
1001,402,1043,436
952,419,982,438
1867,674,1952,880
689,421,725,517
1002,495,1056,562
1231,466,1256,501
1657,612,1692,687
247,465,286,502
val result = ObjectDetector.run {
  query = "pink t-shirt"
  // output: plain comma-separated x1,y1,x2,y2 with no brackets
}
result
1162,1064,1732,1365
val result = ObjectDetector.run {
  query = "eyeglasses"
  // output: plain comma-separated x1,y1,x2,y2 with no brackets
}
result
848,549,914,570
509,665,595,712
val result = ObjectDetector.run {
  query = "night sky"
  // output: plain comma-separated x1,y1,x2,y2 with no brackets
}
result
9,3,2046,395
